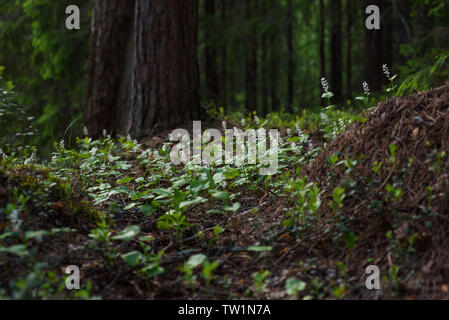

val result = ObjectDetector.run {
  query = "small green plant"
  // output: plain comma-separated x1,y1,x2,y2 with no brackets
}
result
253,270,270,293
372,161,382,175
383,64,398,94
285,278,306,298
321,78,335,109
330,187,346,211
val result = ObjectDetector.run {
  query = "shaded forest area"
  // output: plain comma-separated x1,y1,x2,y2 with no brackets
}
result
1,0,449,300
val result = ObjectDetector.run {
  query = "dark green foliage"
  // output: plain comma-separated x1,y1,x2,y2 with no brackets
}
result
0,0,91,153
0,67,37,150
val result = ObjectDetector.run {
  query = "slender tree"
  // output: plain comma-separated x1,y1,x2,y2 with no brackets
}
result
319,0,326,106
346,0,353,100
330,0,343,104
220,0,227,107
204,0,219,103
269,0,279,112
364,0,384,93
83,0,135,138
245,0,258,111
286,0,294,112
261,0,269,115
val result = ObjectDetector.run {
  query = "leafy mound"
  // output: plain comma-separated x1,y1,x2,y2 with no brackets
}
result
291,83,449,298
0,161,103,299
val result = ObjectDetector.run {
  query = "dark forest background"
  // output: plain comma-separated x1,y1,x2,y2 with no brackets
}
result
0,0,448,152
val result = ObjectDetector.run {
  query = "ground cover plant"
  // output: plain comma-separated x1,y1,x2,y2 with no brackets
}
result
1,0,449,301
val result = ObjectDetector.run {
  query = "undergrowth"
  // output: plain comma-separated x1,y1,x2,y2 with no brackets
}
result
2,62,449,299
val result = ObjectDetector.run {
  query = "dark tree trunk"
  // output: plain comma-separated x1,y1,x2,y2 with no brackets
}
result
269,34,279,112
319,0,326,106
286,0,294,112
269,0,279,112
330,0,343,104
204,0,219,103
364,0,384,94
384,1,394,74
220,0,227,108
346,0,353,100
245,0,258,111
319,0,326,79
127,0,200,137
83,0,135,138
261,0,269,115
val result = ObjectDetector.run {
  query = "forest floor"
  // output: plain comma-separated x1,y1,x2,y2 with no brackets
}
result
1,83,449,300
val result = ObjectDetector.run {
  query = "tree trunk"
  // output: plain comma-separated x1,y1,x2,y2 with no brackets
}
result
319,0,326,79
269,0,279,112
346,0,353,100
83,0,135,138
364,0,384,93
330,0,343,104
286,0,294,112
245,0,258,111
204,0,219,103
127,0,200,137
220,0,227,108
261,0,269,115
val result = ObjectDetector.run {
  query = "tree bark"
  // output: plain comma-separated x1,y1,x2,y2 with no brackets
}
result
346,0,353,100
269,0,279,112
204,0,219,103
245,0,258,111
319,0,326,106
330,0,343,104
261,0,269,115
83,0,135,138
364,0,384,94
127,0,200,137
286,0,294,113
220,0,227,108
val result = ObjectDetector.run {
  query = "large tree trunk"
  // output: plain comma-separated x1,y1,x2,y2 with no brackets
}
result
245,0,258,111
330,0,343,104
83,0,135,138
128,0,200,137
204,0,219,103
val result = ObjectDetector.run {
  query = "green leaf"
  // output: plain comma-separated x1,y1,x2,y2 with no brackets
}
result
179,197,206,210
321,92,334,99
285,278,306,295
223,168,240,179
117,177,133,184
124,202,137,210
187,254,207,269
224,202,241,212
25,230,50,240
247,246,272,252
121,251,143,267
112,225,141,241
213,225,225,236
139,204,154,216
141,265,165,278
1,244,28,257
211,191,231,200
0,232,13,240
173,178,188,188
